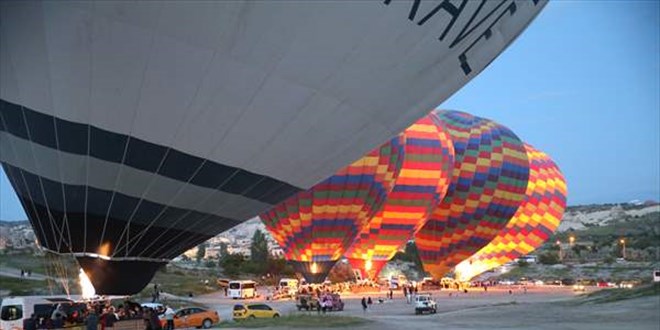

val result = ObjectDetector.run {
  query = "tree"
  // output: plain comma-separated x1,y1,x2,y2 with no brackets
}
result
267,258,295,277
404,241,424,271
220,253,245,277
219,242,229,260
250,230,269,263
196,242,207,263
538,252,560,265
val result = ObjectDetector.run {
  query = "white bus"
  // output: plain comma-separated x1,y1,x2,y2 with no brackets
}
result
228,280,257,299
278,278,299,298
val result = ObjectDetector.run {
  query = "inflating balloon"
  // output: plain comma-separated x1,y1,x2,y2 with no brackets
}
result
415,110,529,279
454,144,567,281
260,137,404,283
345,112,454,280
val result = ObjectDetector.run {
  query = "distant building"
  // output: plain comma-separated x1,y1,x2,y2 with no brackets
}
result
205,246,222,259
514,255,538,264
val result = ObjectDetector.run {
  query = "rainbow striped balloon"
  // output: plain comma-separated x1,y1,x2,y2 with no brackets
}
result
415,110,529,279
454,144,567,281
345,112,454,279
260,136,404,283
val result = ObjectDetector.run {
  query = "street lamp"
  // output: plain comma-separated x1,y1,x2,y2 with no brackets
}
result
569,236,575,246
620,238,626,260
556,240,563,262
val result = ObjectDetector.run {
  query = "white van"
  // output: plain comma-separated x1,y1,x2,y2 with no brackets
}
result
0,296,83,330
278,278,299,298
228,280,257,299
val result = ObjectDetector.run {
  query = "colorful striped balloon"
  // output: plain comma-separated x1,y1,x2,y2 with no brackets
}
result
345,112,455,280
260,137,404,283
415,110,529,279
454,144,567,281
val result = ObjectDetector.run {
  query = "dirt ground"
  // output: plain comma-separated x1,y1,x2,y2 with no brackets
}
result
195,286,659,330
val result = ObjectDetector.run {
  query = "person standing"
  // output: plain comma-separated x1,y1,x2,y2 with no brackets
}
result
52,315,64,329
100,308,107,330
361,297,368,314
164,306,175,330
23,314,37,330
149,309,162,330
85,310,99,330
143,309,152,330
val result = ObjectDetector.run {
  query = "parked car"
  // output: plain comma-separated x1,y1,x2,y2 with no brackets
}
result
160,307,220,329
561,278,576,286
618,281,637,289
572,284,586,292
295,294,319,311
320,293,344,311
233,304,280,320
414,294,437,315
141,303,165,315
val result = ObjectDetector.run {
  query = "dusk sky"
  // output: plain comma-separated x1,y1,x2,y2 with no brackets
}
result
441,0,659,205
1,1,658,220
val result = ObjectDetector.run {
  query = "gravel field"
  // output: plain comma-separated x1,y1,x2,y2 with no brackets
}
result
192,286,659,330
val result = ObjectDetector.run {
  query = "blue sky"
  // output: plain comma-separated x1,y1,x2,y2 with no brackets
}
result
1,1,658,220
441,0,659,206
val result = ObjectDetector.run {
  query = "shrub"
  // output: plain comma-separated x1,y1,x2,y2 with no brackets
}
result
538,252,560,265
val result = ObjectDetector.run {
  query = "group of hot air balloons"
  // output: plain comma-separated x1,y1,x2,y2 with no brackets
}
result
0,1,548,295
260,110,567,283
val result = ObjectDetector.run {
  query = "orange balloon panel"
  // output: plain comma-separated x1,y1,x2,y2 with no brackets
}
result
416,110,529,279
454,144,567,281
345,112,454,279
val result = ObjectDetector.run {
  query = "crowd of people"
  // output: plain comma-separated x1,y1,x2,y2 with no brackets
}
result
20,298,174,330
17,276,509,330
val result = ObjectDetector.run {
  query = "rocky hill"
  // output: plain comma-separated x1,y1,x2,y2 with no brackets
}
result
559,204,659,232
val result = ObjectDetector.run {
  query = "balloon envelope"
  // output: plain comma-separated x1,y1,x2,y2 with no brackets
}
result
260,137,404,283
415,110,529,279
345,112,454,280
454,144,567,281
